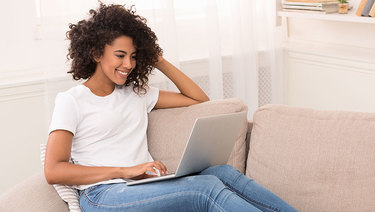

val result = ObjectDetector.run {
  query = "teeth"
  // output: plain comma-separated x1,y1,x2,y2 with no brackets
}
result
117,70,128,76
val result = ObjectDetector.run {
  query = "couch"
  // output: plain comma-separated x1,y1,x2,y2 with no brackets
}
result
1,99,374,212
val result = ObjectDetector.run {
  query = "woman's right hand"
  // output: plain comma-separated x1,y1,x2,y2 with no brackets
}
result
122,161,168,180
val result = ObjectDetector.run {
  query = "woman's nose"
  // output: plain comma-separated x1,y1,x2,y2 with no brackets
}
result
122,57,132,69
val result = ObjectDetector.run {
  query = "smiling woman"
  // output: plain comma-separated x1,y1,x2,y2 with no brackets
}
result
41,3,298,212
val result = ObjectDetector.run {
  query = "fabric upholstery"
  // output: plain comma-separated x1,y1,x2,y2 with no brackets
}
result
148,98,248,173
246,104,375,212
0,172,68,212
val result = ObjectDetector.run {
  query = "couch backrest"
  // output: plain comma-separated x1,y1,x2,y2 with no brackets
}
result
147,98,248,173
246,104,375,212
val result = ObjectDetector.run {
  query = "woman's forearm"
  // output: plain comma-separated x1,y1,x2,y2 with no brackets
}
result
155,57,209,102
44,130,129,186
44,162,126,185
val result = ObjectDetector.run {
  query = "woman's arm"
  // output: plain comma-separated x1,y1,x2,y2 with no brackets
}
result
154,56,210,109
44,130,121,185
44,130,167,185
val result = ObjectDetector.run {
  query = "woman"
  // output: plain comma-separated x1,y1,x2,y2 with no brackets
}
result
44,3,297,212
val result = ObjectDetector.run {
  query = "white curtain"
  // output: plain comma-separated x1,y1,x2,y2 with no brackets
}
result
38,0,280,117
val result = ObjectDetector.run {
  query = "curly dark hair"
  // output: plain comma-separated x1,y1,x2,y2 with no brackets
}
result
66,3,162,93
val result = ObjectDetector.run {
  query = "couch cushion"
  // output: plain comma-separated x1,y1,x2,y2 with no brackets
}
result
148,98,248,173
0,172,68,212
246,104,375,212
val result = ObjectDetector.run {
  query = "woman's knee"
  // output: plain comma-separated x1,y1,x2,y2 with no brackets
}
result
192,175,222,185
200,164,239,175
177,175,230,211
187,175,225,193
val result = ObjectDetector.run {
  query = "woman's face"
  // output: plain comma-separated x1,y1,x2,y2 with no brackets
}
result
96,35,137,85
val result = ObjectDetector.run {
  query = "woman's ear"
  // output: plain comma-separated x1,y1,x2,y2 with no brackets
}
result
91,49,101,63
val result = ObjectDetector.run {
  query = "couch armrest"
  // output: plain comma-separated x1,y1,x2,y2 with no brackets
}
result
0,172,68,212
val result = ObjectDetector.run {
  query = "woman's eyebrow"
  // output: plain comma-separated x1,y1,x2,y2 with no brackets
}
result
114,50,126,54
114,50,136,54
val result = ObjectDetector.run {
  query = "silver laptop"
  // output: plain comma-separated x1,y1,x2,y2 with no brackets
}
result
126,111,247,186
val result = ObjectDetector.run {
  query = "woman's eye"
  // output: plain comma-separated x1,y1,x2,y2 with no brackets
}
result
131,56,137,60
116,55,124,58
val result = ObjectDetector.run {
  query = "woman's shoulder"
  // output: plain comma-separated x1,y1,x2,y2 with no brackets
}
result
59,84,88,98
54,84,87,105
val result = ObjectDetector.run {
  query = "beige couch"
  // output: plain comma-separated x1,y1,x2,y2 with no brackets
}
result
1,99,374,212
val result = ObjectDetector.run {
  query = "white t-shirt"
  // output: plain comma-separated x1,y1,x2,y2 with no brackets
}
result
48,84,159,189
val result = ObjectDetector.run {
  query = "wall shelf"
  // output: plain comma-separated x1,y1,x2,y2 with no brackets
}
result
278,11,375,24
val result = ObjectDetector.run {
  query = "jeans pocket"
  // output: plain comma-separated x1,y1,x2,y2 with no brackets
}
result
84,184,118,206
85,185,100,195
83,185,104,204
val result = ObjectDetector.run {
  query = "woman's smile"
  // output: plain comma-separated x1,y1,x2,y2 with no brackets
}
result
116,68,131,78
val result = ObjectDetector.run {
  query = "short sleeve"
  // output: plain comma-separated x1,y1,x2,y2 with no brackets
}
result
48,92,80,135
146,86,159,113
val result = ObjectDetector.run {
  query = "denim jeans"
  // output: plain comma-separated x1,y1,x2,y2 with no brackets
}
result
79,165,297,212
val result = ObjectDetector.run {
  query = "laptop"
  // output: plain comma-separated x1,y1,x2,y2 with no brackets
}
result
126,111,247,186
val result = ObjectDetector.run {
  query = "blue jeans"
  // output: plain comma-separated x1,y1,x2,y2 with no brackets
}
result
79,165,297,212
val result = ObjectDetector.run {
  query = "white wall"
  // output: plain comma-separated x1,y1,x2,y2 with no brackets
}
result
0,78,77,195
0,85,46,194
281,9,375,113
0,0,78,195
